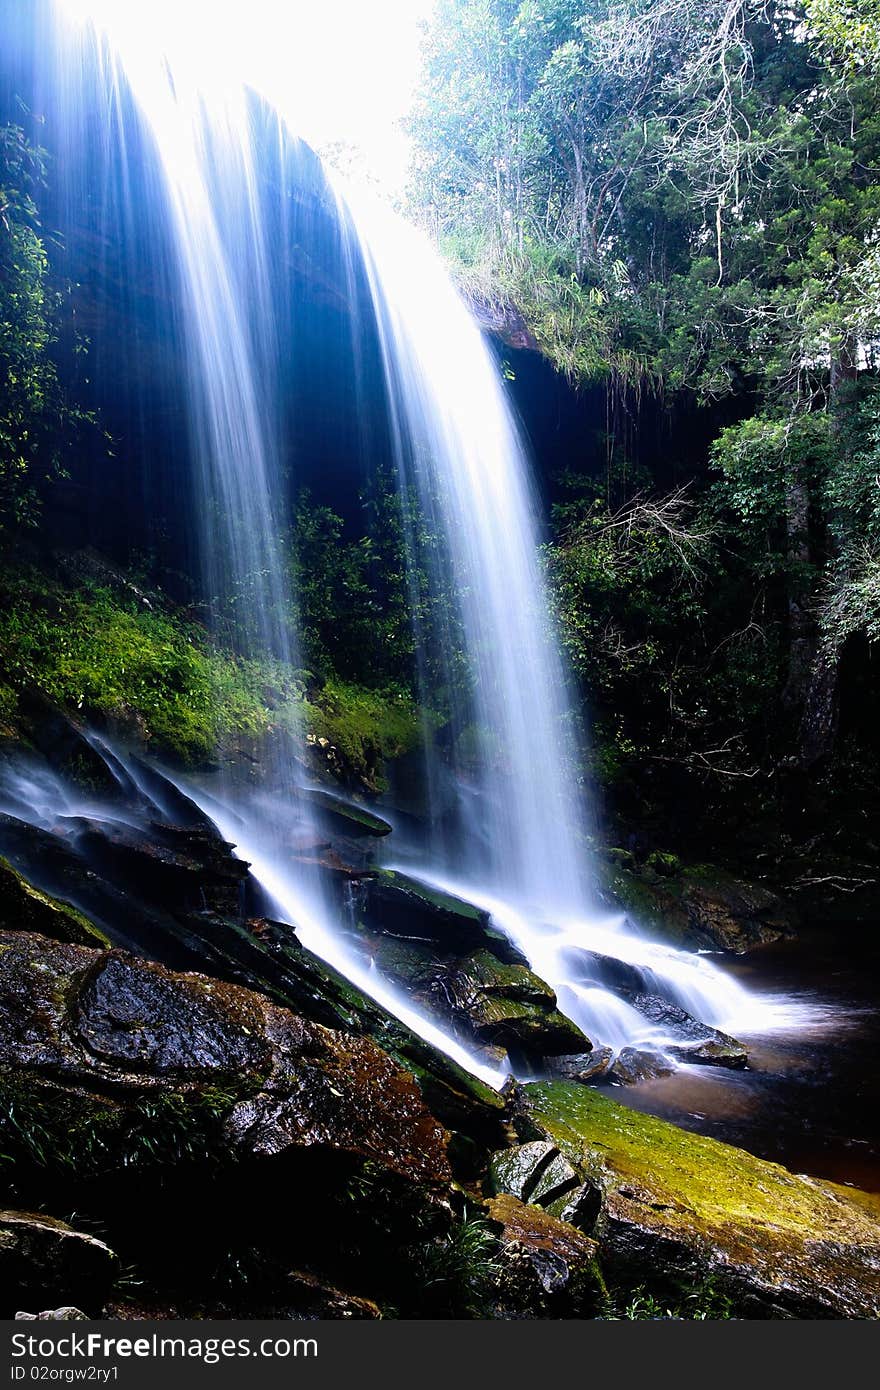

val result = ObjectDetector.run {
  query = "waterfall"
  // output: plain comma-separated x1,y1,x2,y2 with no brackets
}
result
332,187,787,1043
13,0,792,1074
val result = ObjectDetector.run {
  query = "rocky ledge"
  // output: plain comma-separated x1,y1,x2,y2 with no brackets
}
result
504,1082,880,1319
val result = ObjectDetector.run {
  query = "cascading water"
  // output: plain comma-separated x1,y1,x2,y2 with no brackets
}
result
8,0,798,1080
334,187,785,1045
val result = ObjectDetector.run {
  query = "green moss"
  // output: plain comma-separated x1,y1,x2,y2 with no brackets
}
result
300,678,423,791
0,856,110,948
645,851,682,877
522,1081,880,1245
0,560,423,780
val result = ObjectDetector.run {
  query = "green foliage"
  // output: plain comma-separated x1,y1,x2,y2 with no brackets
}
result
548,479,783,783
806,0,880,70
291,474,415,688
0,120,101,531
411,1209,503,1318
0,1073,240,1177
413,1,880,793
606,1281,735,1320
291,469,471,723
412,3,880,397
0,558,422,782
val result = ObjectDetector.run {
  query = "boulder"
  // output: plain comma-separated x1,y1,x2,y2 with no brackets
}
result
0,1211,117,1316
359,870,524,964
518,1081,880,1318
487,1141,600,1236
681,873,797,952
488,1142,559,1202
601,857,797,953
545,1047,614,1083
607,1046,676,1086
345,919,590,1061
485,1194,605,1316
625,994,747,1068
0,930,451,1194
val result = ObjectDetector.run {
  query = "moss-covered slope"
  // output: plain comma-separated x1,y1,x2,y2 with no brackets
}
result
519,1081,880,1318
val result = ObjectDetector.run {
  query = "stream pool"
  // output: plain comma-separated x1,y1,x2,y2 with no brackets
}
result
610,925,880,1193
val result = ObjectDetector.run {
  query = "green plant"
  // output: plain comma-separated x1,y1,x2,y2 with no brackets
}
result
413,1208,503,1318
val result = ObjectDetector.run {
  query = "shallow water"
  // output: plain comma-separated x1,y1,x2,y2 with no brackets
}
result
609,927,880,1192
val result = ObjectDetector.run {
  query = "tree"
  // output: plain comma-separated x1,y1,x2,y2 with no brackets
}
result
411,1,880,780
0,120,96,532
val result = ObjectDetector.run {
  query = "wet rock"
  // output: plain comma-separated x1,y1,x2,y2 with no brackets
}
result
600,857,797,953
61,815,248,915
608,1046,676,1086
488,1141,558,1201
0,1211,117,1316
0,930,451,1193
467,296,540,353
488,1141,594,1230
14,691,129,804
360,869,525,965
126,755,223,836
298,787,392,838
464,991,590,1058
346,923,589,1060
682,873,797,952
626,994,747,1068
0,854,109,948
485,1194,605,1316
528,1150,582,1207
558,948,646,995
545,1047,614,1083
232,918,511,1155
519,1081,880,1318
15,1308,89,1320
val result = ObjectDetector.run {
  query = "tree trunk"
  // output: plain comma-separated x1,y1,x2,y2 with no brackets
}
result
781,473,812,713
796,340,859,767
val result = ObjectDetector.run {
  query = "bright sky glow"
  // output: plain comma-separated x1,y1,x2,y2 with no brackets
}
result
56,0,435,194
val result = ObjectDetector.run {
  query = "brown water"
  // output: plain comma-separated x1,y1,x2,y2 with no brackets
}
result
612,926,880,1193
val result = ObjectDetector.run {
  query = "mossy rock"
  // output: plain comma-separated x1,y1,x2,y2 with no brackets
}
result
599,855,797,953
240,918,509,1152
351,925,588,1061
298,787,393,838
362,870,525,963
485,1193,606,1317
464,992,589,1057
0,855,110,948
518,1082,880,1318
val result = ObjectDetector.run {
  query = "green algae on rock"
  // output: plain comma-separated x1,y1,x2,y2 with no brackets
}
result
518,1081,880,1318
0,855,110,949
